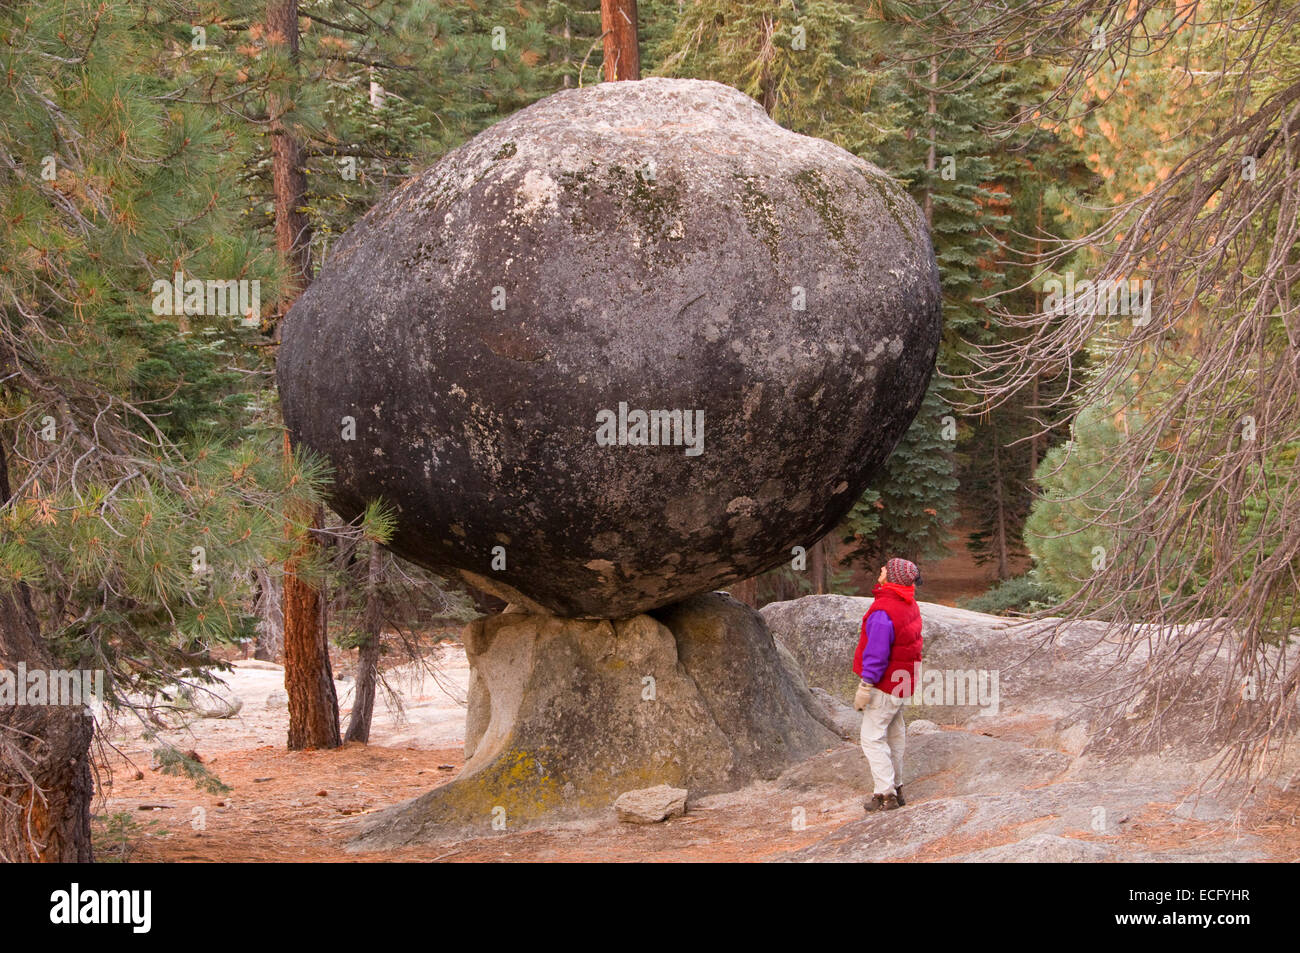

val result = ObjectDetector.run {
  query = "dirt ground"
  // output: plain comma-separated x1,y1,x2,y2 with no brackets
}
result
97,740,845,862
98,733,1300,864
95,644,855,863
95,645,1300,863
91,531,1291,863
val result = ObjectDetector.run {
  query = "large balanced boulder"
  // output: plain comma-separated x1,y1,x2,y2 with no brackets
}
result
277,77,941,619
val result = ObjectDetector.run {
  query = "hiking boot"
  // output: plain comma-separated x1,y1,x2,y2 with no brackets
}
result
895,786,905,807
864,793,900,813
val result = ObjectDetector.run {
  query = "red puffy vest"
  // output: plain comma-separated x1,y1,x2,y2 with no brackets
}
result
857,582,923,698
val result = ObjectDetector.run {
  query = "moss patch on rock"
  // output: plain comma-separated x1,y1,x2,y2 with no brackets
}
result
605,162,685,242
854,168,917,246
791,167,850,244
732,172,782,261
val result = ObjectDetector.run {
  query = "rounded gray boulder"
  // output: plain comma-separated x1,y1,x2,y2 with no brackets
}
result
278,77,941,618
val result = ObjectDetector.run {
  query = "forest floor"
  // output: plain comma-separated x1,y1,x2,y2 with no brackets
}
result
95,644,1300,863
95,646,848,862
91,533,1297,863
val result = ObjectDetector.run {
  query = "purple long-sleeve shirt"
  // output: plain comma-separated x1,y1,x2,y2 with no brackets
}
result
859,610,895,684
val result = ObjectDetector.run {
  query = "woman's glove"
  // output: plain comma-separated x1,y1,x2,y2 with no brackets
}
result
854,680,873,711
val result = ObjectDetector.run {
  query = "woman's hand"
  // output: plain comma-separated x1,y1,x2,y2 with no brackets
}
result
854,680,873,711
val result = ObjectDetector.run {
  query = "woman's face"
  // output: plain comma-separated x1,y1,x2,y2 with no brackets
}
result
878,565,888,585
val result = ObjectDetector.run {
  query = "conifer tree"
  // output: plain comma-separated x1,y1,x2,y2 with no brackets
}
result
657,2,964,590
0,0,353,858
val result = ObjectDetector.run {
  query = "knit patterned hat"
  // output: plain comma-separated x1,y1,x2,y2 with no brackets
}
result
886,557,920,586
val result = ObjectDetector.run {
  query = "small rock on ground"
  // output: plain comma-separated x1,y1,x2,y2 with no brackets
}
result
615,785,688,824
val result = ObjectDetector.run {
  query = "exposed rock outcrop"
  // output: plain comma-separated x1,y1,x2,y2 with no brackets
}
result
760,595,1240,761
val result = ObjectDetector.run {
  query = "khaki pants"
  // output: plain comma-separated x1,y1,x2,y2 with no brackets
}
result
859,685,906,796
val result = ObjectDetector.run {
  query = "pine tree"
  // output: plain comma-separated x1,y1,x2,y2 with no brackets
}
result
861,5,1092,585
0,0,331,858
839,382,959,568
654,3,956,594
0,0,418,856
1024,403,1135,600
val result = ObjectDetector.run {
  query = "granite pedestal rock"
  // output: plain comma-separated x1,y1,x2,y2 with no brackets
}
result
350,594,839,846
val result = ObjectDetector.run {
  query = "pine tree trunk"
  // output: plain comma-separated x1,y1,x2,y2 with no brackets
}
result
344,542,382,744
991,425,1010,581
923,55,937,225
283,503,341,750
268,0,312,295
252,565,284,662
729,577,759,607
758,15,777,116
600,0,640,81
269,0,336,749
0,442,94,862
562,17,572,88
809,537,830,594
1030,373,1041,476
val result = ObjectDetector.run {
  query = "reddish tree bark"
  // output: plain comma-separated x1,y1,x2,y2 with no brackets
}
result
267,0,312,295
283,501,341,750
269,0,338,749
808,537,830,595
0,441,94,862
728,577,759,608
601,0,640,81
990,421,1011,581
